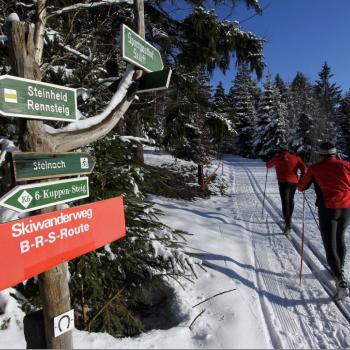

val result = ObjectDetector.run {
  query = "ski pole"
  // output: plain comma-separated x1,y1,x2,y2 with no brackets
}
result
261,168,268,218
304,193,320,231
299,193,306,284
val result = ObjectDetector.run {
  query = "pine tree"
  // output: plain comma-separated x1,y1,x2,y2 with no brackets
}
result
314,62,342,142
208,82,233,152
253,76,275,159
274,74,288,103
289,72,318,161
258,84,288,158
229,64,258,157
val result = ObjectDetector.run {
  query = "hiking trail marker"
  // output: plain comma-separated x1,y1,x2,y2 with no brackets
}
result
0,177,89,212
12,152,95,182
0,75,77,122
138,69,172,93
0,197,126,291
121,24,164,72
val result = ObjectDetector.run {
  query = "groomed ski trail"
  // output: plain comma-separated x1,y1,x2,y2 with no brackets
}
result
228,155,350,348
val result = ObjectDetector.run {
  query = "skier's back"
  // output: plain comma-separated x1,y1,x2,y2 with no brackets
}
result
266,147,307,235
298,142,350,300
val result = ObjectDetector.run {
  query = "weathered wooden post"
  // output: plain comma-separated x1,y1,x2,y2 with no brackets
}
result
7,12,73,349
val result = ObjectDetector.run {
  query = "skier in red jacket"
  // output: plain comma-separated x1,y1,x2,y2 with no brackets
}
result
266,147,307,236
298,141,350,301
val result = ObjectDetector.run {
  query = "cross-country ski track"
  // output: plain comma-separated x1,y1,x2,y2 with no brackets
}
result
149,153,350,349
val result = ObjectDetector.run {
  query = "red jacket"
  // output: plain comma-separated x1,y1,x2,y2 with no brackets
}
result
298,156,350,208
266,151,307,183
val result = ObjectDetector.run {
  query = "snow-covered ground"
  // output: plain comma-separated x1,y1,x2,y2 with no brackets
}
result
2,149,350,348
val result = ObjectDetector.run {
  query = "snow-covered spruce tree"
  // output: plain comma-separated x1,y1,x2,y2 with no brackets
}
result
274,74,288,103
288,72,318,161
314,62,342,143
258,84,288,158
253,76,274,159
208,81,234,153
228,63,258,157
162,67,215,164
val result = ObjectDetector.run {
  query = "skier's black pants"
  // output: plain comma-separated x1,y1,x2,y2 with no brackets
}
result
318,207,350,278
278,182,297,229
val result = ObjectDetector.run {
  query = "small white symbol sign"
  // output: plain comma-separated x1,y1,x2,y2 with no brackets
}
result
17,190,33,208
80,157,89,169
54,309,75,337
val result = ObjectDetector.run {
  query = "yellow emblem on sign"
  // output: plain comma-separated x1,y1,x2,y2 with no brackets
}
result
4,88,17,103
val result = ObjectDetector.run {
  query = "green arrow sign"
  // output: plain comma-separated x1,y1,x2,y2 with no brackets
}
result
12,152,96,182
0,177,89,212
138,69,172,93
121,24,164,72
0,75,77,122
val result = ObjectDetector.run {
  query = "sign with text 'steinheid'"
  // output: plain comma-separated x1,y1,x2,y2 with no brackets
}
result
0,197,126,291
0,177,89,212
0,75,77,122
12,152,95,181
121,24,163,72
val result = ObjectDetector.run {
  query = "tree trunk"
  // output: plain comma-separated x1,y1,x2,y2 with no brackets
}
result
7,21,72,349
198,164,204,189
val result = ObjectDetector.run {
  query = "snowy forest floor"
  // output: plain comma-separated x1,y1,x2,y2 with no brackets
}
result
2,149,350,348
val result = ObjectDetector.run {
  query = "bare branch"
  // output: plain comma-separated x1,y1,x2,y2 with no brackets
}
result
50,0,133,17
192,289,237,308
189,309,205,330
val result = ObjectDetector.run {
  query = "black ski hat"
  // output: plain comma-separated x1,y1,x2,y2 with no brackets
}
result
319,141,337,155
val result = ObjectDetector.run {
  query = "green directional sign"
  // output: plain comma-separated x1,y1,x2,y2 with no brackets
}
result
12,152,95,182
121,24,164,72
0,75,77,122
0,177,89,213
138,69,172,93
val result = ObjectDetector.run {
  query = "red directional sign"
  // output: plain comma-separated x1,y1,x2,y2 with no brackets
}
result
0,196,126,291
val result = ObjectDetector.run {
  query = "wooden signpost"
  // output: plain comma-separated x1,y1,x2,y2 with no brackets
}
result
0,177,89,212
0,75,78,122
0,197,126,292
11,152,95,181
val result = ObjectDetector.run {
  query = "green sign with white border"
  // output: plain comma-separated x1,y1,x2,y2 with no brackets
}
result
12,152,95,182
121,24,164,72
0,177,89,212
0,75,77,122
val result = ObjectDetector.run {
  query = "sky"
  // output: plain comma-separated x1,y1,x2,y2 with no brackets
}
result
211,0,350,93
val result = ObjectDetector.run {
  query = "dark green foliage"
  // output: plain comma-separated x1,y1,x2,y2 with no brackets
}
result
337,91,350,158
209,82,233,149
161,68,216,164
179,7,264,76
314,62,342,141
289,72,318,161
228,64,259,156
